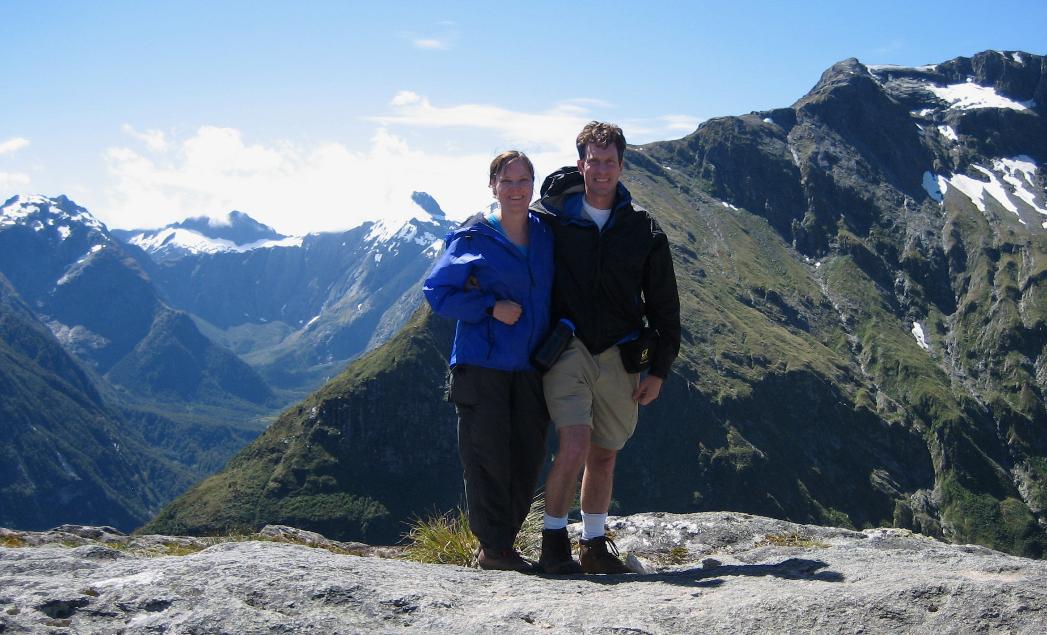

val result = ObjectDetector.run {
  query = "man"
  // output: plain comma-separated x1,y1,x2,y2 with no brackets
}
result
531,121,681,574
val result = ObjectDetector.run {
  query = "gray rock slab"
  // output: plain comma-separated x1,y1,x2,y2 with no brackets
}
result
2,512,1046,633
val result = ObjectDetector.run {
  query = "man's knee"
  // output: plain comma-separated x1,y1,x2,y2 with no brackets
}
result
553,425,591,469
586,445,617,475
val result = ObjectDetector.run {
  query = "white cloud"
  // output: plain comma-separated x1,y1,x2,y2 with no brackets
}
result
101,125,525,235
121,124,169,152
404,21,457,51
370,92,591,154
391,90,423,107
413,38,449,50
97,94,706,235
0,137,30,155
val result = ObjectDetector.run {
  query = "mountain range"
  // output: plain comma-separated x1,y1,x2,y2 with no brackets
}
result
0,189,459,528
112,192,455,394
143,50,1047,558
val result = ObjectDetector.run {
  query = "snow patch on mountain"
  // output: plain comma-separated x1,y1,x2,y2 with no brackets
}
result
992,156,1046,216
937,125,958,142
928,82,1034,111
0,195,107,233
365,218,440,249
922,172,943,202
127,227,302,256
912,322,930,351
937,158,1045,221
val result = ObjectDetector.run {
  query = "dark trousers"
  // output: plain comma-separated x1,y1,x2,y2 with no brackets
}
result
447,364,550,552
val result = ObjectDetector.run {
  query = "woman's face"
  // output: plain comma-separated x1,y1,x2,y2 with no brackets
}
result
491,159,534,216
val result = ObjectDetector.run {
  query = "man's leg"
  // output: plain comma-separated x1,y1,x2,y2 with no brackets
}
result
577,443,629,574
537,425,589,574
580,445,617,518
576,347,637,574
544,425,590,517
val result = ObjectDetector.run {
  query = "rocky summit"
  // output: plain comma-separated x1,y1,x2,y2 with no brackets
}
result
2,512,1046,633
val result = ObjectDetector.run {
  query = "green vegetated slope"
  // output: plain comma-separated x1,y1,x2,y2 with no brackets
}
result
140,307,459,542
146,51,1047,556
0,276,197,530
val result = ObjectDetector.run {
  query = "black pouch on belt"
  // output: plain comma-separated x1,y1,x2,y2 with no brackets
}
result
618,327,658,373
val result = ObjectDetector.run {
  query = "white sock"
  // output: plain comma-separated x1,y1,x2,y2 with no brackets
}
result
543,513,568,531
581,512,607,540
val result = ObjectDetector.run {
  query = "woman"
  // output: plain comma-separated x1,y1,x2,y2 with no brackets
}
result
423,151,553,572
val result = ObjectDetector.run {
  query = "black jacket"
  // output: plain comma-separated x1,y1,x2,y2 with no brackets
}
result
530,167,681,379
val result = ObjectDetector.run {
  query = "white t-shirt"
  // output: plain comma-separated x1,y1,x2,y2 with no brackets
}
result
582,198,611,231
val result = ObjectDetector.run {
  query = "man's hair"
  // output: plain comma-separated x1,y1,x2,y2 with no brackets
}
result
488,150,535,187
576,121,626,163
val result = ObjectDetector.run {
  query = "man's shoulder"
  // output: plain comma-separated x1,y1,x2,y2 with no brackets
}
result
619,199,666,237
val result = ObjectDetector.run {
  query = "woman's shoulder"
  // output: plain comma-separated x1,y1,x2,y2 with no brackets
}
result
528,211,555,237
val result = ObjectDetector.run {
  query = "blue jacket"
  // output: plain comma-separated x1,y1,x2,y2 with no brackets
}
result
423,212,554,372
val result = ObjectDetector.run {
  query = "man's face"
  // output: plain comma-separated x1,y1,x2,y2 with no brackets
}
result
577,143,622,206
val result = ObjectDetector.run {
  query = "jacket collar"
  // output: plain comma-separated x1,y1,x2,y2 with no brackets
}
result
443,210,540,259
532,166,634,225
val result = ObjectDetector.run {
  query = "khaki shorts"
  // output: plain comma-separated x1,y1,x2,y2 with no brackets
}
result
542,338,639,451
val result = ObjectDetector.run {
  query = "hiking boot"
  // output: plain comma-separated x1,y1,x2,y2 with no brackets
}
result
476,547,536,573
537,528,583,574
579,536,632,574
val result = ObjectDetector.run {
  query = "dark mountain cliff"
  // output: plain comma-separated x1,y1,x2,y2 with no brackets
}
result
147,51,1047,556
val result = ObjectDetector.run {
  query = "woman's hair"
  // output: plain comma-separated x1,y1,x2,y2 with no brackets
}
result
488,150,535,187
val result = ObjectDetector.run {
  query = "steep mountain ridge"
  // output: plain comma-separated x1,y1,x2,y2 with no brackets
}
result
125,195,456,392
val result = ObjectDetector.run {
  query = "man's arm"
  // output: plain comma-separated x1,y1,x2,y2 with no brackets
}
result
637,225,681,403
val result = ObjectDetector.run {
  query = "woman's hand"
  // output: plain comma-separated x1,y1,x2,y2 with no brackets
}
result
492,300,522,325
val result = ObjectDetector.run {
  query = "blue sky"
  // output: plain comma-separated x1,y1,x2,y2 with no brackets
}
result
1,1,1044,234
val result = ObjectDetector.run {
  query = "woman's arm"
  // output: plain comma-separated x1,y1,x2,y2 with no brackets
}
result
423,236,498,323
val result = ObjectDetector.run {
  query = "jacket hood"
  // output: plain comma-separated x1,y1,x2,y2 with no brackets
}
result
441,211,489,247
533,166,634,218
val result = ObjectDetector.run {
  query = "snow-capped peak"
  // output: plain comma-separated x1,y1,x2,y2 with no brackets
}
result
0,194,108,239
125,227,302,258
363,191,453,243
116,210,301,261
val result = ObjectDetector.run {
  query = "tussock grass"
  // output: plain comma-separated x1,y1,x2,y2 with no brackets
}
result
401,508,477,566
758,530,828,549
1,535,26,548
401,494,546,566
659,545,691,565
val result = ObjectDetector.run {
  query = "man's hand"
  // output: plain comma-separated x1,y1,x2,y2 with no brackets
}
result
632,375,663,405
492,300,522,325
